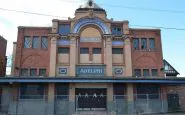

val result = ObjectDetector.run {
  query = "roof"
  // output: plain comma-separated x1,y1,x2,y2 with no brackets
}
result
76,0,106,12
164,59,180,76
0,77,185,84
80,0,102,9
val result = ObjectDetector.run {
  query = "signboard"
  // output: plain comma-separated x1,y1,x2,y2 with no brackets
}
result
76,65,105,77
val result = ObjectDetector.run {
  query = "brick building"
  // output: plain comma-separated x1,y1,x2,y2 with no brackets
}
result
0,35,7,77
0,0,184,115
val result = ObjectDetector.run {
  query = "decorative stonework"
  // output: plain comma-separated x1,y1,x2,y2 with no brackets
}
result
73,18,110,34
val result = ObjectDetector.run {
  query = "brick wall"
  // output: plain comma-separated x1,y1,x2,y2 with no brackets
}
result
0,36,7,77
130,29,164,77
13,27,51,76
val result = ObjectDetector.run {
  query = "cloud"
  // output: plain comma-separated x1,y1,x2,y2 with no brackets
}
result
0,0,83,55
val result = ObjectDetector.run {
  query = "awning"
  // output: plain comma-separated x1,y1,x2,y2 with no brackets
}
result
0,77,185,84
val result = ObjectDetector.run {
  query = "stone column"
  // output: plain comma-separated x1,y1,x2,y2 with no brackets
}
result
127,83,134,115
47,83,55,115
124,38,132,77
69,34,78,77
69,83,75,115
49,34,59,77
104,35,113,77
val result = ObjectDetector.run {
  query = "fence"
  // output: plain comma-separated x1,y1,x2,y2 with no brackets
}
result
0,94,185,115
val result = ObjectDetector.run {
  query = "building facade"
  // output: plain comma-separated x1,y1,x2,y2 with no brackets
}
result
0,0,184,115
0,35,7,77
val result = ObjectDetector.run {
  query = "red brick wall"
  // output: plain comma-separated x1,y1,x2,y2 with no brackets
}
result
0,36,7,77
130,29,164,77
13,27,51,76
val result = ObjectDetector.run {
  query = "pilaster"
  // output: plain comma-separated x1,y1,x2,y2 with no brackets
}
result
69,34,78,77
124,38,133,76
104,35,113,76
127,83,134,115
47,83,55,115
49,34,60,77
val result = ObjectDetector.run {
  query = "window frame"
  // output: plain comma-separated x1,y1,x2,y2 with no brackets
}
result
58,24,70,35
20,84,45,99
30,68,37,76
24,36,32,48
58,47,70,54
133,38,139,50
39,68,46,76
93,48,102,54
143,69,149,77
112,48,123,54
149,38,155,50
134,69,141,77
141,38,147,50
111,26,123,36
151,69,158,76
32,36,39,49
80,48,89,54
41,36,48,49
20,68,28,76
136,85,160,99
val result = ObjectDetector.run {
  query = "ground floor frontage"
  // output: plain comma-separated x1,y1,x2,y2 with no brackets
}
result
0,81,185,115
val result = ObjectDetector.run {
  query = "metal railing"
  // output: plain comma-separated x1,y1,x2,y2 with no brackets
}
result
1,94,185,115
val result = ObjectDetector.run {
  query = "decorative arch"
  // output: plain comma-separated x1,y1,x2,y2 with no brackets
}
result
72,17,110,34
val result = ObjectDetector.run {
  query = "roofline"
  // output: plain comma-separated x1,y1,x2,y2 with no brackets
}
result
129,28,161,31
18,26,52,29
0,35,7,41
164,59,180,75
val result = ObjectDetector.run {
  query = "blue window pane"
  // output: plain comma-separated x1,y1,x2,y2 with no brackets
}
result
32,36,39,48
149,38,155,50
111,27,122,36
59,24,70,35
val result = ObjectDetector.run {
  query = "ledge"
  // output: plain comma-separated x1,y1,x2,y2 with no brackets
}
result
0,77,185,84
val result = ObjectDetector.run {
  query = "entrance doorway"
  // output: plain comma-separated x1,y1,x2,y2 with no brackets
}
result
75,88,107,110
167,94,180,112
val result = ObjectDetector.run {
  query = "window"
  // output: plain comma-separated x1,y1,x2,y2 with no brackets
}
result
59,24,70,35
143,69,149,77
58,47,70,54
80,48,89,54
39,69,46,76
141,38,147,50
24,36,31,48
55,84,69,99
133,38,139,50
112,26,122,36
149,38,155,50
41,36,48,49
30,68,37,76
93,48,101,54
21,69,28,76
20,84,44,99
32,36,39,48
151,69,158,76
134,69,141,77
112,48,123,54
136,85,159,99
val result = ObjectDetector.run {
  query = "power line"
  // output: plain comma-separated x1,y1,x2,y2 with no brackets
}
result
1,7,185,30
130,24,185,30
63,0,185,14
0,8,68,19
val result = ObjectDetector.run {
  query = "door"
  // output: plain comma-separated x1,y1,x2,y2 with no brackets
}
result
76,88,107,110
167,94,180,112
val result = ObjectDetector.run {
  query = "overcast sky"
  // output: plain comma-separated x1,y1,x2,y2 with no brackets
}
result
0,0,185,76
